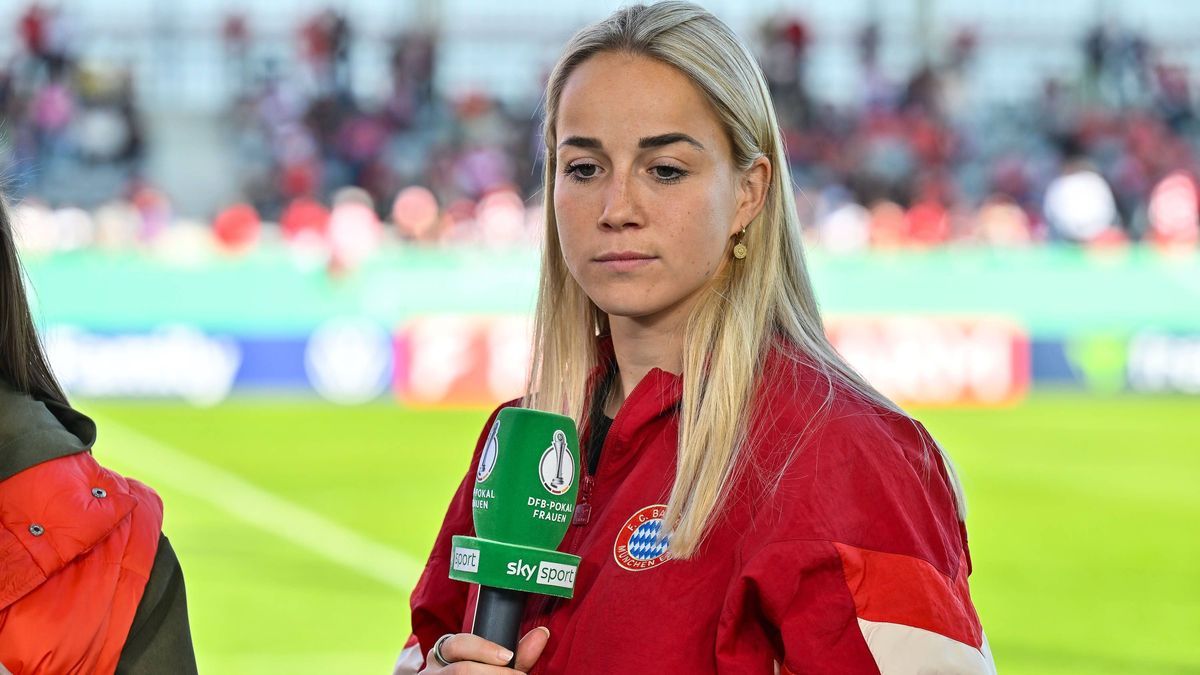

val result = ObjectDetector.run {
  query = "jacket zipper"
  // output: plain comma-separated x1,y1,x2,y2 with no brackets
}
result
528,395,622,624
571,475,595,526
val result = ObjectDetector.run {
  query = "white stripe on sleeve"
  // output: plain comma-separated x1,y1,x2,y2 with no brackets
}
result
392,642,424,675
857,618,996,675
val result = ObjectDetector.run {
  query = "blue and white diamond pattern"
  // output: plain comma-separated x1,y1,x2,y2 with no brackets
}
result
627,519,669,560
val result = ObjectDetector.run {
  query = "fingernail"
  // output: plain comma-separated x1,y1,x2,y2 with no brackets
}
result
499,648,515,662
537,626,551,638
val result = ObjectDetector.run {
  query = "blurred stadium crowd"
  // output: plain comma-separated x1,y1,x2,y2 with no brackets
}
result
3,3,1199,270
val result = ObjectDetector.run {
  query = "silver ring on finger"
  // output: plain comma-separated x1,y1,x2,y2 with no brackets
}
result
433,633,454,667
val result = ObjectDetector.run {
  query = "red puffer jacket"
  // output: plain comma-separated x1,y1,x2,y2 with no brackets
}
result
0,451,163,675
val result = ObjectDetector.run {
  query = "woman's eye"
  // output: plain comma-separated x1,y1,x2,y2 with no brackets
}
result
652,165,687,182
564,163,600,181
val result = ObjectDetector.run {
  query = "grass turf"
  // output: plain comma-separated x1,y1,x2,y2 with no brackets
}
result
83,393,1199,674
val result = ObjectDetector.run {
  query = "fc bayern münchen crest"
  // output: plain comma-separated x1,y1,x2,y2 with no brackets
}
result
476,419,499,482
613,504,671,571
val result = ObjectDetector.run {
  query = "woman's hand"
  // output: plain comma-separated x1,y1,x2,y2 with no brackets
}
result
419,628,550,674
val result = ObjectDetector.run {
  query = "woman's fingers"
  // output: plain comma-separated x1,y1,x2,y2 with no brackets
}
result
418,629,547,673
429,633,514,668
513,627,550,672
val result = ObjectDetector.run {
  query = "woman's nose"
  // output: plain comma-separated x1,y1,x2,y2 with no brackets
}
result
598,173,642,229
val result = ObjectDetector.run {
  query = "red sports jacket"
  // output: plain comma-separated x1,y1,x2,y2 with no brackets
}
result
397,340,995,674
0,452,163,675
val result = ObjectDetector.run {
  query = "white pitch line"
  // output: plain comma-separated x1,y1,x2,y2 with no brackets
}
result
95,416,426,592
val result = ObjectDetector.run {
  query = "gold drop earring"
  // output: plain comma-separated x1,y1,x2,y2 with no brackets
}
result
733,227,748,260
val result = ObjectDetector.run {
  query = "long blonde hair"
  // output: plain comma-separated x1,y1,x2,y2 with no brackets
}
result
524,1,964,558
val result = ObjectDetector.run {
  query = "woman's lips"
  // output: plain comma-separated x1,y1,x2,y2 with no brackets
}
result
593,252,657,272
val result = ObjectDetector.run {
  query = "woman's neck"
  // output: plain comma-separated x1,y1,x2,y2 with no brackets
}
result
604,314,685,417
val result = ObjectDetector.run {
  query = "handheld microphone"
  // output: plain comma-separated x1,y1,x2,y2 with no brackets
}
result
449,408,582,666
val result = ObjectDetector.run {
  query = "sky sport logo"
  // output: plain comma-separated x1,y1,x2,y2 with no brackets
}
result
613,504,671,571
452,546,480,574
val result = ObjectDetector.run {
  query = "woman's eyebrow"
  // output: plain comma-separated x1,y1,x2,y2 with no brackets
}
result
557,133,706,151
638,133,705,151
559,136,603,150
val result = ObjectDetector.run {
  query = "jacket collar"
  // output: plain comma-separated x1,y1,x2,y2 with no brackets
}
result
591,335,683,451
0,382,95,482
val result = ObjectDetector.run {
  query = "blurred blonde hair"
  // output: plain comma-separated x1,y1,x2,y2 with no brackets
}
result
524,1,964,558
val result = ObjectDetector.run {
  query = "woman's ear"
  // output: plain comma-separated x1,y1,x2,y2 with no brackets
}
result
733,156,771,234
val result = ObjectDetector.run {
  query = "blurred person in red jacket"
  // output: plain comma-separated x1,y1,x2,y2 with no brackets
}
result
396,3,994,674
0,195,197,675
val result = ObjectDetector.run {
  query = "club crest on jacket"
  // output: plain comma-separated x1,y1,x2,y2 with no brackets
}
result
614,504,671,571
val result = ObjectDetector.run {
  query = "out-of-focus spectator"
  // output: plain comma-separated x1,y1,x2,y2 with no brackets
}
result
976,196,1034,247
222,11,252,96
212,203,262,254
1043,158,1122,244
1147,170,1200,248
300,9,352,96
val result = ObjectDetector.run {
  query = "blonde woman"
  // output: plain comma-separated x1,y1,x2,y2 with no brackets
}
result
397,3,994,673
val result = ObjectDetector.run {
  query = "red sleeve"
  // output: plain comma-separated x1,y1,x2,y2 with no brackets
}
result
731,411,994,674
405,401,516,662
735,537,994,675
726,539,879,673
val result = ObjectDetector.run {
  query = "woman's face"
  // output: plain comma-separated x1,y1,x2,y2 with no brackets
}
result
553,52,768,329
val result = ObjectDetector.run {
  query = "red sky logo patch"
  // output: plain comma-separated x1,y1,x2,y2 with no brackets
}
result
613,504,671,571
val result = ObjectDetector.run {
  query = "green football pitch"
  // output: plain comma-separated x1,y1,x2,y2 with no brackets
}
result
83,393,1199,674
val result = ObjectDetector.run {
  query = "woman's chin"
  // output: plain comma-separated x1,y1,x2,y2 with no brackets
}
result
590,288,706,328
595,305,651,320
593,300,659,321
594,300,692,327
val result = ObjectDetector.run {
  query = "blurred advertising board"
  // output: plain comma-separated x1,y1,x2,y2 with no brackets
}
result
1127,332,1200,394
825,316,1030,406
393,315,532,407
1032,331,1200,394
394,315,1030,407
42,319,1200,405
26,248,1198,404
45,319,393,406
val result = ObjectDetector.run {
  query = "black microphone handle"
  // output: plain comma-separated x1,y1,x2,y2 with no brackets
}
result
471,585,528,668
